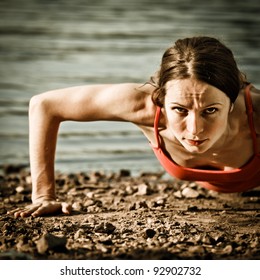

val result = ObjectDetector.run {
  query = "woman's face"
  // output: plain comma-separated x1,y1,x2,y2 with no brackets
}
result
164,78,232,154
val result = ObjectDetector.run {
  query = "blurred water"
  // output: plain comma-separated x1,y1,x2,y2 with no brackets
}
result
0,0,259,174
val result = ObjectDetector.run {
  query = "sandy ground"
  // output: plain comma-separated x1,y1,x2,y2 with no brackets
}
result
0,165,259,260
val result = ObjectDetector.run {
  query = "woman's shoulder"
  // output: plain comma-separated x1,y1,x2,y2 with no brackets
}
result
132,83,158,126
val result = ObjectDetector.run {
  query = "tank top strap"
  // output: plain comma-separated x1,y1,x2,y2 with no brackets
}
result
153,106,161,149
244,84,258,154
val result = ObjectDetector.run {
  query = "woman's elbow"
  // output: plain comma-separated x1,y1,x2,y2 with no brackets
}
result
29,92,57,120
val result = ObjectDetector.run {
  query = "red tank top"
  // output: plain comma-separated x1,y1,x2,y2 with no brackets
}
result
151,84,260,193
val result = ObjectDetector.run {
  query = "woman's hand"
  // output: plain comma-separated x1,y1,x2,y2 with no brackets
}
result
8,200,72,218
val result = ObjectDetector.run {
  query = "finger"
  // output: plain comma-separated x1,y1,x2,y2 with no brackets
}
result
20,210,34,218
10,204,40,218
8,208,29,216
31,203,61,217
61,202,72,215
13,210,24,218
31,205,50,217
13,209,30,218
19,206,41,218
7,208,20,215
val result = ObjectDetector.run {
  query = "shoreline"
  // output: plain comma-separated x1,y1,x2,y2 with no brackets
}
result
0,164,259,260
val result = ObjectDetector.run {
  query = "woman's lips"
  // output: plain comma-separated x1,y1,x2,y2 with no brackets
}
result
186,139,207,146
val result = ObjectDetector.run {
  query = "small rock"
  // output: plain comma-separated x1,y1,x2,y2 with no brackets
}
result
95,243,109,253
136,200,148,209
188,182,198,188
16,239,33,253
15,186,25,194
187,206,198,211
155,197,166,206
136,184,149,195
72,202,83,211
95,222,116,234
201,234,215,245
25,175,32,184
119,169,131,177
222,244,233,255
3,164,27,174
182,187,200,198
180,183,189,190
125,185,135,195
98,236,113,245
145,228,156,238
128,202,136,211
84,199,95,207
173,190,182,198
74,229,85,239
188,245,205,256
211,233,225,243
36,233,67,254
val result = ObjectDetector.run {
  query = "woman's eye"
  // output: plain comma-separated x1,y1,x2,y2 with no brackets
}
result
173,107,188,114
204,107,218,114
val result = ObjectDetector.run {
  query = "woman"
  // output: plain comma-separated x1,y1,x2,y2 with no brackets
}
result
10,36,260,218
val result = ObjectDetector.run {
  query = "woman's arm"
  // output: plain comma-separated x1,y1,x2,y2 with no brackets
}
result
10,83,154,217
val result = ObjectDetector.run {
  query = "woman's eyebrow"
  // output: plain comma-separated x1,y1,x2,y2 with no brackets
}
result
169,102,223,107
204,103,223,107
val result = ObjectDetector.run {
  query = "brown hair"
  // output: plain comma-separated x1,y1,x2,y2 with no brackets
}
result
151,36,246,107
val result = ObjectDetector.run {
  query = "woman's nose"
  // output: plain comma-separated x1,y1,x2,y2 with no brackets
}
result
186,113,203,136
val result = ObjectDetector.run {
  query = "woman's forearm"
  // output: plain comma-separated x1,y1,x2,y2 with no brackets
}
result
29,94,60,203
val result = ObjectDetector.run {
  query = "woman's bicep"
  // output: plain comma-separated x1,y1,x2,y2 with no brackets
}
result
34,83,144,122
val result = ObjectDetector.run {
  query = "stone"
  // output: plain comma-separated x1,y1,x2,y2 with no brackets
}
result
136,184,149,195
145,228,156,238
182,187,200,198
36,233,67,254
95,222,116,234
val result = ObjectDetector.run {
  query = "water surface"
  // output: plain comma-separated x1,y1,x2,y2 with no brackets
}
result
0,0,259,173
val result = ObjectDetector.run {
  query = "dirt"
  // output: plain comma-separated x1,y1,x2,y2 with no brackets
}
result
0,164,259,260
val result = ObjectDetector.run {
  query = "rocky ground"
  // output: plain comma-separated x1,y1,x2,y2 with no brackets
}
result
0,164,259,260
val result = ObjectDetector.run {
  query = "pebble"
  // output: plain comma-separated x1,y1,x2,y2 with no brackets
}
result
36,233,67,254
95,243,109,253
188,245,205,255
95,222,116,234
15,186,25,193
84,199,95,207
125,185,136,195
187,206,198,211
136,200,149,209
16,239,33,253
145,228,156,238
136,184,149,196
173,190,182,198
3,164,28,175
128,202,136,211
155,197,166,206
72,202,83,211
182,187,200,198
201,234,215,245
222,244,233,255
74,229,85,239
25,175,32,184
119,169,131,177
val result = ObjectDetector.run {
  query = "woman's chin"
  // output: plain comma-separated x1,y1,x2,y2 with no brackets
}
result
182,140,210,154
